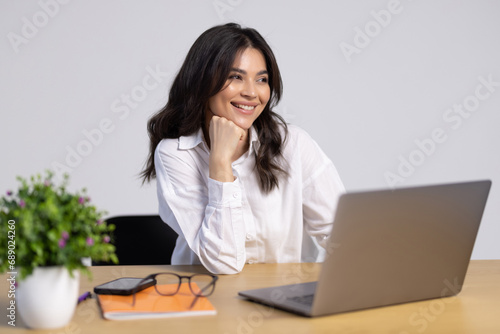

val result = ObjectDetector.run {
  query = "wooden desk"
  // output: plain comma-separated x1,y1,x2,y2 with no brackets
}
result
1,260,499,334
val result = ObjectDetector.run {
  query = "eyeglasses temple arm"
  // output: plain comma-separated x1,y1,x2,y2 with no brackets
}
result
189,294,201,310
188,278,216,309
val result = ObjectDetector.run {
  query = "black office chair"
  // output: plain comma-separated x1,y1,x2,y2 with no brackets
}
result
92,215,178,266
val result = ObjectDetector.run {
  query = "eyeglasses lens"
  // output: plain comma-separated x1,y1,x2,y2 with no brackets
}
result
154,274,215,296
154,274,182,295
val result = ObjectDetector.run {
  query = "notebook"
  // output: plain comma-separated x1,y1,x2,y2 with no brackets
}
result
238,180,492,317
97,283,216,320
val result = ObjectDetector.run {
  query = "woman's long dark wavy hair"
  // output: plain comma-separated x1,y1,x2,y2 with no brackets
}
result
141,23,288,192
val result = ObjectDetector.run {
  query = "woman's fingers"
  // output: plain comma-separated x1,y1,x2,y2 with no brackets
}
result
209,116,245,156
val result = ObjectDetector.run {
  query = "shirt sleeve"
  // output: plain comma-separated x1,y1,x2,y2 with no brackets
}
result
154,140,246,274
296,128,345,250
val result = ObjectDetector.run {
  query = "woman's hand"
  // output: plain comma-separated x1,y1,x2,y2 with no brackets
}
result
208,116,246,182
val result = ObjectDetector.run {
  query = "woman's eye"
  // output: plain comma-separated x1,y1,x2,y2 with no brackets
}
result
229,74,242,80
258,77,268,83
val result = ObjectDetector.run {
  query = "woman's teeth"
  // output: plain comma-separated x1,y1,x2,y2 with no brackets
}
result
233,103,255,111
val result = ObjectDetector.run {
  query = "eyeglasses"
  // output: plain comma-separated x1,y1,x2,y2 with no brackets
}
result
131,272,218,309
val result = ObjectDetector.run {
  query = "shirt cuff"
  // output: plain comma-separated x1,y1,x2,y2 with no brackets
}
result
207,177,242,207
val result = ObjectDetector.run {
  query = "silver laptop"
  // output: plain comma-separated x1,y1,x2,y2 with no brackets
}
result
238,180,491,317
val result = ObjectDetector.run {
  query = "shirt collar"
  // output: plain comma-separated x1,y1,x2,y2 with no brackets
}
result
178,128,205,150
248,126,260,153
178,126,260,152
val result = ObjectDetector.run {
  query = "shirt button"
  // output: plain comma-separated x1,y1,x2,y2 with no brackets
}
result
233,192,239,198
248,260,255,264
246,234,253,241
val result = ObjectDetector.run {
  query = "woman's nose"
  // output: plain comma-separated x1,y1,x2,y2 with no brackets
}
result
241,81,256,98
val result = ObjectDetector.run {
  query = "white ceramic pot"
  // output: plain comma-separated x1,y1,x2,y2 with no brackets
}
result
17,266,79,329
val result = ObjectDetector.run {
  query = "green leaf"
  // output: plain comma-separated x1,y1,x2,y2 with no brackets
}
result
0,170,116,281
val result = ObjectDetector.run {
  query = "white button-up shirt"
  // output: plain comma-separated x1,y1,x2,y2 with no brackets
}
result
155,124,345,274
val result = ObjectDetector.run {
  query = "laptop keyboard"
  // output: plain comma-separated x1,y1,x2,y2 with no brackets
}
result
287,294,314,306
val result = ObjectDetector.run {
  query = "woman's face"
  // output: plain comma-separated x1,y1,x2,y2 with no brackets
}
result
207,47,270,131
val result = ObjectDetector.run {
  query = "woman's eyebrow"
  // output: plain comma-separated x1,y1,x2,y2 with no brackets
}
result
230,68,269,76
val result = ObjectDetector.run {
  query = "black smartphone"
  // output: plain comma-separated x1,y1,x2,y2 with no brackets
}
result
93,277,156,295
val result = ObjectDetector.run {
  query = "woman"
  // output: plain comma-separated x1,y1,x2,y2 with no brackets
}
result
141,23,345,274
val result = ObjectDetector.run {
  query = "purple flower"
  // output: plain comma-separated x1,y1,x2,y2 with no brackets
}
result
19,200,26,208
62,231,69,240
86,237,94,246
78,197,85,204
6,190,12,196
44,180,51,187
96,219,103,225
103,235,110,243
58,239,66,248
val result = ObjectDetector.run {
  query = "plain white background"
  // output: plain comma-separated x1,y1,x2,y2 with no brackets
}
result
1,0,499,259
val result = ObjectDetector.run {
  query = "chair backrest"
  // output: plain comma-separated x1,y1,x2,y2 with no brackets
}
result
92,215,178,266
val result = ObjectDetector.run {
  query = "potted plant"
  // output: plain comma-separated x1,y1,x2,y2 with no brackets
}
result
0,170,117,329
